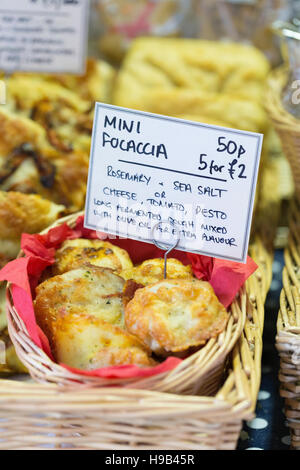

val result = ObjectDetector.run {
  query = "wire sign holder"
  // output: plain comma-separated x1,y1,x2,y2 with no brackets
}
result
151,221,181,279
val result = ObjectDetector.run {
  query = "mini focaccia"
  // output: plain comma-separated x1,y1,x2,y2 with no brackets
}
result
35,267,126,330
5,76,92,153
125,279,229,355
0,191,64,261
35,267,154,369
14,58,116,103
41,315,155,370
0,108,89,213
120,258,193,286
53,239,133,275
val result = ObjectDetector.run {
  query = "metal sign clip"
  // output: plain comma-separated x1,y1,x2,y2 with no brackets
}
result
151,221,181,279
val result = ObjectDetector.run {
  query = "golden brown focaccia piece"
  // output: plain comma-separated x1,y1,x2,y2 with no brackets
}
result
0,108,89,213
41,315,155,370
114,37,270,103
0,191,64,261
113,38,270,136
125,279,229,355
35,267,154,369
35,266,126,331
5,76,92,153
6,75,89,114
0,107,47,156
53,239,133,276
13,58,116,103
120,258,193,286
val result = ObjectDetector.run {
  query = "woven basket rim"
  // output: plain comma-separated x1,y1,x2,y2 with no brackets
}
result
5,210,247,396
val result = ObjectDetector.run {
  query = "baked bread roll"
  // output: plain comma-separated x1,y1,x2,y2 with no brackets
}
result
5,76,92,154
35,267,126,330
120,258,193,286
35,266,154,369
0,108,89,213
44,316,155,369
53,239,133,275
125,279,228,355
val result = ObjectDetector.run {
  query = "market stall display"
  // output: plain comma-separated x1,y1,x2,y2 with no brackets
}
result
0,181,277,449
0,0,293,451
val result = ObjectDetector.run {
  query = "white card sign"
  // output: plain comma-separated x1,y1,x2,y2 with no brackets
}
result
0,0,90,75
85,103,263,263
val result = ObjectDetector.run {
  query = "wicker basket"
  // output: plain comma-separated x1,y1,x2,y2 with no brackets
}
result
277,196,300,450
0,160,279,450
6,211,252,395
0,235,269,450
265,67,300,200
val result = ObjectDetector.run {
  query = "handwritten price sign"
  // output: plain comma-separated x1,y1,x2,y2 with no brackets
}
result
85,103,263,263
198,137,247,181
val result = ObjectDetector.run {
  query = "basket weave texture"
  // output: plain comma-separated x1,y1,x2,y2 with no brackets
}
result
0,162,279,450
265,67,300,200
277,197,300,450
7,211,247,395
1,235,269,450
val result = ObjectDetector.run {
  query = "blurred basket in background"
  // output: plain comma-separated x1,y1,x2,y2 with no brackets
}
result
277,197,300,450
266,67,300,200
195,0,290,67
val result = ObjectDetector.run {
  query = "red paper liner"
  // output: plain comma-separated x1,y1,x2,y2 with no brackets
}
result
0,215,257,380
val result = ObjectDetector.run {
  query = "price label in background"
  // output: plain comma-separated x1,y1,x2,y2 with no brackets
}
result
0,0,90,75
85,103,263,263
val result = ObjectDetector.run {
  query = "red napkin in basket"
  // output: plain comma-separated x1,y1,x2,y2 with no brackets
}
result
0,215,257,379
